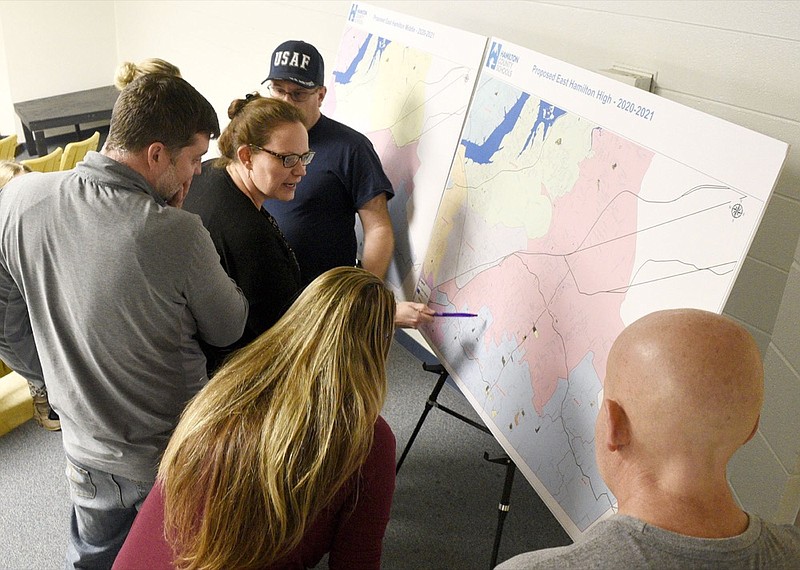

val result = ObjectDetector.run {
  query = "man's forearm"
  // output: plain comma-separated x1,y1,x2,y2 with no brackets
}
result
360,226,394,280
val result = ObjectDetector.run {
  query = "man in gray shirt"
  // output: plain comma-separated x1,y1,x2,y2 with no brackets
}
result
497,309,800,569
0,74,248,569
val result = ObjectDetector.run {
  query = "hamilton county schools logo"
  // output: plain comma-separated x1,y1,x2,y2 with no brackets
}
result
486,42,519,77
487,41,502,70
348,3,368,24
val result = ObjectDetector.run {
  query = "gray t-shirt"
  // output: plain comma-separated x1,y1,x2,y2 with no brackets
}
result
496,513,800,569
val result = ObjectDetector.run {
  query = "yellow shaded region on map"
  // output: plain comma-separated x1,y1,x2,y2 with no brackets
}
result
465,106,594,240
334,41,432,147
423,145,468,286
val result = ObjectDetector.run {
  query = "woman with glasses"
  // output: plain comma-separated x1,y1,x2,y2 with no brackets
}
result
183,94,313,374
114,267,398,570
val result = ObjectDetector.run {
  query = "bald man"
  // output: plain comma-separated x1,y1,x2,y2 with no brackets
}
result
497,309,800,569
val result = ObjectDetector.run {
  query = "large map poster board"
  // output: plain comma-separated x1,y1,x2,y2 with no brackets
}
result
322,2,486,300
415,37,789,538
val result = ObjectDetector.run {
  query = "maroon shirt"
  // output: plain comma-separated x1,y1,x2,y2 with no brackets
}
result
113,417,396,569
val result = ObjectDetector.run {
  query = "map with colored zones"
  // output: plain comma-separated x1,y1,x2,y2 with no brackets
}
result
323,2,486,300
416,38,787,538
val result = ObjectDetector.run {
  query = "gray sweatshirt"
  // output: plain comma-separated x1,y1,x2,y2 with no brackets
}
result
0,151,248,481
495,513,800,569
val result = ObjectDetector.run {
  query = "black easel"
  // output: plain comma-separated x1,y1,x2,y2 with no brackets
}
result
395,362,517,569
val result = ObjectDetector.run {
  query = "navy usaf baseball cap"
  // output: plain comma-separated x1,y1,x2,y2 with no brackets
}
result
263,40,324,88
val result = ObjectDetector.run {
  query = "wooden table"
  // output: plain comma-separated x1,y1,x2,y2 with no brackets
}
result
13,85,119,157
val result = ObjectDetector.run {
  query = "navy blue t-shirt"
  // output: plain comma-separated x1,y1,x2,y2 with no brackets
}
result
263,114,393,285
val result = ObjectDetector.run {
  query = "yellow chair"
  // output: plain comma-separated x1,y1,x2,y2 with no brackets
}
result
0,134,17,161
20,147,63,173
60,130,100,170
0,370,33,437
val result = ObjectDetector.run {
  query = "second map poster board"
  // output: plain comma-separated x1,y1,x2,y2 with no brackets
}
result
322,2,486,300
414,37,788,538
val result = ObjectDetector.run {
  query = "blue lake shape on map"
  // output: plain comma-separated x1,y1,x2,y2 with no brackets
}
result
521,100,567,155
333,33,372,85
462,92,529,164
370,37,391,71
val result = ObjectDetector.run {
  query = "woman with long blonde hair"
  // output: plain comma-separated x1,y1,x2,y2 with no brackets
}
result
114,267,397,570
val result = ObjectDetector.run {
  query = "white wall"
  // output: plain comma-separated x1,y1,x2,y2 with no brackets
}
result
112,0,351,155
0,1,117,137
0,0,798,525
0,10,13,134
729,229,800,524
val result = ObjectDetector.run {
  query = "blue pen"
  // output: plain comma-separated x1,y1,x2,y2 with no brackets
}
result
433,312,478,317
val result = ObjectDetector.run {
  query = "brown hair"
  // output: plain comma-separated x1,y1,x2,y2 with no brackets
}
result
104,74,218,155
215,93,306,168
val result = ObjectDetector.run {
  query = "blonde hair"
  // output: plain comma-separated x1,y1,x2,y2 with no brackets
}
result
215,93,306,168
114,58,182,90
0,160,31,187
159,267,396,570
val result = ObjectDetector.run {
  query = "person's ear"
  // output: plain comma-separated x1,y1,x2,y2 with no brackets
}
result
603,399,631,452
146,142,168,171
236,144,253,168
317,86,327,107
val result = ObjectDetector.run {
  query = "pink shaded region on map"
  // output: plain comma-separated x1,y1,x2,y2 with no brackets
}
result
368,128,421,199
432,128,654,414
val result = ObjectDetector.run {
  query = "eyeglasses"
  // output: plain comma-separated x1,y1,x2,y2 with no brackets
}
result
266,83,320,103
250,145,315,168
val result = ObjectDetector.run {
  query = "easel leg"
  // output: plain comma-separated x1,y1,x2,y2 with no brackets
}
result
485,453,516,569
395,360,517,566
396,363,448,474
